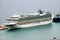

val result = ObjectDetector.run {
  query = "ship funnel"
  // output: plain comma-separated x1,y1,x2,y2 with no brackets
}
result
37,9,43,14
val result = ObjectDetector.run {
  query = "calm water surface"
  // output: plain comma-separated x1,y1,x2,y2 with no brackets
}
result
0,23,60,40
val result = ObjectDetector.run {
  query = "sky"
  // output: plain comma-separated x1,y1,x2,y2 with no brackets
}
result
0,0,60,23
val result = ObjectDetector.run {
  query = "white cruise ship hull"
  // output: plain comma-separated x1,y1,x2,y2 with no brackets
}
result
5,20,52,29
17,20,52,28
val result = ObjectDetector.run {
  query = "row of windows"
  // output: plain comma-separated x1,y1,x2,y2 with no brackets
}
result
17,18,52,25
18,14,51,21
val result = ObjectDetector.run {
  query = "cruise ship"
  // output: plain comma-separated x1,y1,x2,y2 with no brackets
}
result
4,9,52,29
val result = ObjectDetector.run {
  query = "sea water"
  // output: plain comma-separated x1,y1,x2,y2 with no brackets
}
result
0,23,60,40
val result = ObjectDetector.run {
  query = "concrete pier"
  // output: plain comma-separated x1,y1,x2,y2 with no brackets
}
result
0,24,8,30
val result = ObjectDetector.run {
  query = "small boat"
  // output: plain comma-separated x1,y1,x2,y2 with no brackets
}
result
53,14,60,22
4,9,53,29
50,37,60,40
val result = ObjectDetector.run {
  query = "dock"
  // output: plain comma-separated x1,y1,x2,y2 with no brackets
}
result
0,24,8,30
